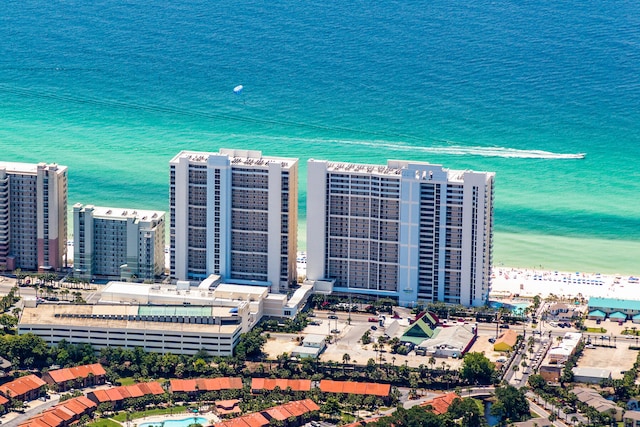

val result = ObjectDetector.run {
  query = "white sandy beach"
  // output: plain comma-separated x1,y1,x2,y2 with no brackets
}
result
490,267,640,301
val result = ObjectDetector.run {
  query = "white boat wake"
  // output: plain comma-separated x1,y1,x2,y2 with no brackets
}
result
339,140,586,159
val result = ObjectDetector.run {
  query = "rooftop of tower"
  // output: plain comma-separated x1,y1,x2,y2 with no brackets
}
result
73,204,165,222
0,161,67,174
171,149,297,169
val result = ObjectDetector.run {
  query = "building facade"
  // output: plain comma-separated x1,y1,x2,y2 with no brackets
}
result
307,159,494,307
73,204,165,280
0,162,67,272
170,149,298,292
19,304,245,356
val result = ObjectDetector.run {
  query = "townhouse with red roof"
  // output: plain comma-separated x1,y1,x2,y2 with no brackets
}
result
86,381,164,409
0,374,46,403
41,363,107,392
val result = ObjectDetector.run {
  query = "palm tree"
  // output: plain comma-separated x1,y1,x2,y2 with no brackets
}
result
512,364,520,379
342,353,351,367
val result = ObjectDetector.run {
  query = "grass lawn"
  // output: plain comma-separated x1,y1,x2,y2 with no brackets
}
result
87,419,122,427
116,377,138,386
340,412,356,423
112,407,188,422
585,327,607,333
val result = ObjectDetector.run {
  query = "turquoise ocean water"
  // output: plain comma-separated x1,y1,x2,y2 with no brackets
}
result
0,0,638,274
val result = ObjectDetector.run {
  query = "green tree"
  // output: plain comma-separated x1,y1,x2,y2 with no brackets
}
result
494,385,530,423
460,352,495,385
447,397,487,427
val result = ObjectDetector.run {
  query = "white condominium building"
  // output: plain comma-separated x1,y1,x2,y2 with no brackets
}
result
307,159,494,307
170,149,298,292
0,162,68,272
73,205,166,280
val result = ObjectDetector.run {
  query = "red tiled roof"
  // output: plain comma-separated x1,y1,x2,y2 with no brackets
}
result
144,381,165,395
89,381,163,404
240,412,269,427
46,363,106,384
0,374,46,398
319,380,390,397
250,378,311,392
126,384,144,398
171,377,242,393
0,394,8,405
282,401,307,418
62,397,92,416
171,379,197,392
39,412,64,427
48,406,74,421
214,399,318,427
89,389,110,403
300,398,320,412
420,392,459,415
218,419,250,427
263,406,292,421
106,388,124,401
74,395,97,410
18,419,52,427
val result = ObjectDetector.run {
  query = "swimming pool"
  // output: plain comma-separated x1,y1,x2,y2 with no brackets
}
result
139,416,208,427
489,301,530,315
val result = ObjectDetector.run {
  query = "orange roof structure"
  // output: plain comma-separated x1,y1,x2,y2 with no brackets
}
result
0,394,8,405
45,363,106,384
88,381,164,404
493,329,519,351
170,377,243,393
420,392,459,415
19,396,97,427
319,380,390,397
0,374,46,399
214,399,319,427
251,378,312,392
240,412,269,427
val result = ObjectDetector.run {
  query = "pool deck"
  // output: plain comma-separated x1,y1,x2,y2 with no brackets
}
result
134,412,220,427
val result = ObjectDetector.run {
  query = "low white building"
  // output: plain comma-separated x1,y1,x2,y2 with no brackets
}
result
549,332,582,364
291,334,327,359
572,367,612,384
416,324,476,358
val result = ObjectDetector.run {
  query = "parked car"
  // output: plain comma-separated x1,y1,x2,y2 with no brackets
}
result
499,324,510,329
370,325,377,330
328,315,338,319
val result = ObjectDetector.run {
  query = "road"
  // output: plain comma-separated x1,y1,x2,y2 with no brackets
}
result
3,395,61,427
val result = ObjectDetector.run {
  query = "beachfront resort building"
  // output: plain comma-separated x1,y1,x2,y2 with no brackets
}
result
306,159,494,307
18,279,312,355
72,204,166,281
170,149,298,293
0,161,68,272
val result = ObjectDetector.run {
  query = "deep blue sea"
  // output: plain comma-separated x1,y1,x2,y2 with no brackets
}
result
0,0,639,274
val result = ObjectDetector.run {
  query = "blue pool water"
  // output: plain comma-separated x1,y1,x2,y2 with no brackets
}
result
489,301,530,315
139,417,207,427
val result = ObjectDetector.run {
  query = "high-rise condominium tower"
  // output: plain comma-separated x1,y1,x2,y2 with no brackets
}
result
73,204,166,281
170,149,298,293
0,162,68,272
307,159,494,307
